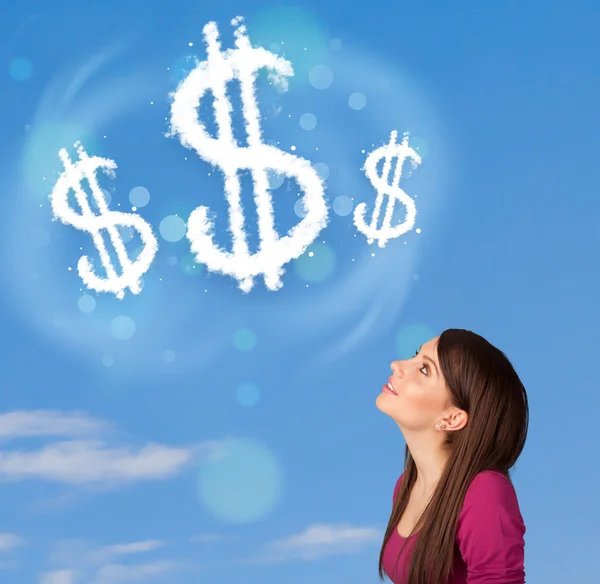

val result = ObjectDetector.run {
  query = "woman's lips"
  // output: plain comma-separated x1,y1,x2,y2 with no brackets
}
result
382,380,398,395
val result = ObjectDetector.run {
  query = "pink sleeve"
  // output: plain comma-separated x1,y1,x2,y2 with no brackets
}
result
457,471,526,584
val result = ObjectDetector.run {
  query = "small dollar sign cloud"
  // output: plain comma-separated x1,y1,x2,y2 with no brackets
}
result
50,143,159,299
168,16,329,293
354,130,422,248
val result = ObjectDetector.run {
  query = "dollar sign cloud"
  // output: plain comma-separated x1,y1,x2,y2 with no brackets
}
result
354,130,422,248
50,143,159,299
168,16,328,293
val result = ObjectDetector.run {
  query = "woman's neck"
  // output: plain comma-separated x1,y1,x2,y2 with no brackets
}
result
403,429,449,495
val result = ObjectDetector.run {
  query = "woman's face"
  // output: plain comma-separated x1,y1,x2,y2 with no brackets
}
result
376,336,452,431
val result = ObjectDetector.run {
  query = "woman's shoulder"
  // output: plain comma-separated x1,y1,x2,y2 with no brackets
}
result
464,470,518,503
459,469,524,531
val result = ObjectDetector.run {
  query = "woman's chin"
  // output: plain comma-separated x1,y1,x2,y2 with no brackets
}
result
376,392,393,414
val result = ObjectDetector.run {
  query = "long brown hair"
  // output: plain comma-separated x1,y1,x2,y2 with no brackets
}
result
378,329,529,584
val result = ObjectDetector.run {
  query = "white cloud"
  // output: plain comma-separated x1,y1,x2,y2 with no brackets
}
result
0,440,191,485
0,532,24,552
39,569,78,584
0,411,109,439
87,541,167,565
0,410,195,487
90,561,175,584
254,523,382,563
44,540,180,584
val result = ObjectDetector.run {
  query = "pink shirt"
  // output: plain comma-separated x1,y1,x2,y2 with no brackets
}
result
382,470,526,584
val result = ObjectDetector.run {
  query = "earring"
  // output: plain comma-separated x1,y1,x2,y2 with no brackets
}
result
440,424,446,429
435,423,446,430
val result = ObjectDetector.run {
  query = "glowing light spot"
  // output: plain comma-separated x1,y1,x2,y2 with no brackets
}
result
294,242,336,283
348,92,367,110
197,438,284,524
333,195,353,216
159,215,186,242
77,295,96,313
233,328,256,352
180,253,202,276
110,315,136,340
410,137,429,158
313,162,330,181
164,350,176,363
267,171,285,190
299,112,317,131
309,64,333,89
294,198,306,218
102,355,114,367
129,186,150,208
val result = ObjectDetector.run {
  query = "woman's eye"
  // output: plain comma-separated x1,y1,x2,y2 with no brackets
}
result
420,365,429,376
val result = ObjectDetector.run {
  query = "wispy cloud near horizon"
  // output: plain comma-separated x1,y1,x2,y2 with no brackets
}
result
0,410,110,440
41,538,181,584
0,410,194,488
0,532,24,552
249,523,382,563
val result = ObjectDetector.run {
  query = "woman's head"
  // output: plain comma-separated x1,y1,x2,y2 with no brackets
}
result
376,328,528,469
377,329,529,584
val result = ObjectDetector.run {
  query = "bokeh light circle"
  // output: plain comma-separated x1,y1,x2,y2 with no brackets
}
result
348,92,367,110
163,350,176,363
159,215,186,242
180,253,202,276
309,64,333,89
197,438,284,524
102,354,114,367
395,323,435,359
330,38,342,51
299,112,317,131
267,171,285,190
233,328,256,352
294,242,336,283
110,316,136,341
236,382,260,407
129,186,150,208
333,195,353,216
9,58,33,82
313,162,330,180
293,197,305,218
410,136,429,158
77,295,96,313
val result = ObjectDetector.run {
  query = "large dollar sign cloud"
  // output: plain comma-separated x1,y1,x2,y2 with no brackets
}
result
354,131,422,248
168,17,329,293
50,144,159,299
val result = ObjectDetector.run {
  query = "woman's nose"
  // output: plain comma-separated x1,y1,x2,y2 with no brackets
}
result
390,361,404,376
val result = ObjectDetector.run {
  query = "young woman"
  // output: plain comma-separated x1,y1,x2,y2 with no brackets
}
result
376,329,528,584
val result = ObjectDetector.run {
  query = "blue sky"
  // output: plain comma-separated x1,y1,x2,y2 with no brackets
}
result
1,0,598,583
